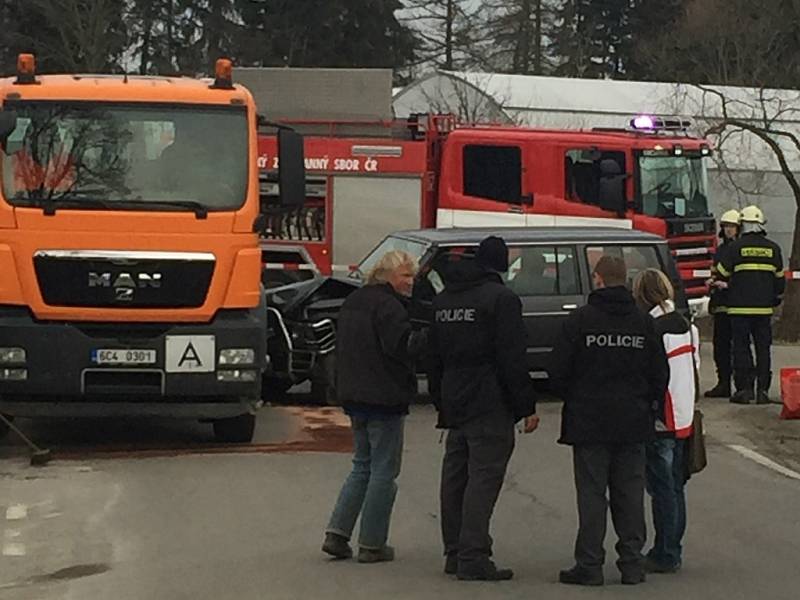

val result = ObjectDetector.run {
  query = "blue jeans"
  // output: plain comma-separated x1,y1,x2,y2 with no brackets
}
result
645,438,687,568
326,415,404,549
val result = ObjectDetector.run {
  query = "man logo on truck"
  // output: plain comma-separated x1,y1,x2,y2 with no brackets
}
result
88,271,162,302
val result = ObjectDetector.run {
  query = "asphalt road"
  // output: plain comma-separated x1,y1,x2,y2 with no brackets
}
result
1,345,799,599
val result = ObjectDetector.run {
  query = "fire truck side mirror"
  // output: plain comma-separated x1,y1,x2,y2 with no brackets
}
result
0,110,18,145
277,128,306,207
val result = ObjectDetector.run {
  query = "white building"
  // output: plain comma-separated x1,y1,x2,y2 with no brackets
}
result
394,71,800,256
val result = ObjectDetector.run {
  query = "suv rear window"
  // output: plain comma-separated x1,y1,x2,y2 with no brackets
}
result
586,245,662,289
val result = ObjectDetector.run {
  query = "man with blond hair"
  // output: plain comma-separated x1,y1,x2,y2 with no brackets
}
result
322,250,419,564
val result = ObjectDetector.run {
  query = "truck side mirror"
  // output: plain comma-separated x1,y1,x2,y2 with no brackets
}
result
0,110,18,145
277,128,305,207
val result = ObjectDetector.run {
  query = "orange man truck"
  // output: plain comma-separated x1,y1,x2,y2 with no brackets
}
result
0,55,304,443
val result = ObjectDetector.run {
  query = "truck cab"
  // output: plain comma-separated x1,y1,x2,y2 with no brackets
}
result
0,55,304,442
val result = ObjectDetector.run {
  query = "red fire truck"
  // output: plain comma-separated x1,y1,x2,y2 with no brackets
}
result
258,114,716,310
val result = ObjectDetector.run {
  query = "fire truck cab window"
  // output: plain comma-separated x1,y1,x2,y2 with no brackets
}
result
463,145,522,203
505,246,579,296
586,245,662,289
565,149,626,208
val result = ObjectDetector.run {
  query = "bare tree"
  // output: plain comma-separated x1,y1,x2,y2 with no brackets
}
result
401,0,482,71
693,86,800,339
29,0,127,72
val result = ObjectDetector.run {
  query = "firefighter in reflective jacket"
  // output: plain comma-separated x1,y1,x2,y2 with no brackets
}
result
704,209,741,398
717,205,785,404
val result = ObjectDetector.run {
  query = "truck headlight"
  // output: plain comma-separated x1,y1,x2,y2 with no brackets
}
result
0,348,26,364
218,348,255,365
0,368,26,381
217,369,257,383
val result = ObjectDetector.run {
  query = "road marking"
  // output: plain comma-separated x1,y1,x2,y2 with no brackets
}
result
728,444,800,481
5,505,27,521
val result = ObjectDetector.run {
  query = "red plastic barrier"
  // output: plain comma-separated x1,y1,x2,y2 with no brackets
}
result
780,368,800,419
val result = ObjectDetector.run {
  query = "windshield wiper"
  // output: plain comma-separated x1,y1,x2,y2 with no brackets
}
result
28,195,209,219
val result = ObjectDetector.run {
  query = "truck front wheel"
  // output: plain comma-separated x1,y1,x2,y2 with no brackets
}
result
213,413,256,443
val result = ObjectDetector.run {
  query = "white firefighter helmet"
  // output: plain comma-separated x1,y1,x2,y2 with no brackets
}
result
719,209,741,226
740,205,766,225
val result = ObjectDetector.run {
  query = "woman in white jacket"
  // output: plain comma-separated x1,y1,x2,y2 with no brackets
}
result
633,269,699,575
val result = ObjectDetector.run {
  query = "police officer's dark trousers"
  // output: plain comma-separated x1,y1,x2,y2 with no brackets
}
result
440,409,515,567
732,315,772,393
712,313,733,385
573,443,646,575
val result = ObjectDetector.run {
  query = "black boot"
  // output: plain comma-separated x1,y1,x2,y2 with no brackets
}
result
756,391,771,405
444,554,458,575
457,560,514,581
558,565,604,586
730,389,754,404
704,382,731,398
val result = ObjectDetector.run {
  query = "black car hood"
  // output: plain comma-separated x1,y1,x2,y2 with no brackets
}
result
266,276,360,320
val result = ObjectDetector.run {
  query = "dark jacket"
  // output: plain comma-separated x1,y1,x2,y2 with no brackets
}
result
336,283,415,413
550,286,669,445
717,231,785,316
428,260,536,428
709,237,735,314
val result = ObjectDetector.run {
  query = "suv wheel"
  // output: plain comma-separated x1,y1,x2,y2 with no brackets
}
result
213,413,256,443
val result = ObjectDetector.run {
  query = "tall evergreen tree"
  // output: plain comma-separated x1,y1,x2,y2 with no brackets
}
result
550,0,633,79
480,0,556,74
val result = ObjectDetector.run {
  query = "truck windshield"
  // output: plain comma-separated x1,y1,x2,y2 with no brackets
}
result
637,153,709,218
1,102,248,211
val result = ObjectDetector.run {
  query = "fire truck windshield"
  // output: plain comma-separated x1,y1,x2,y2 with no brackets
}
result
637,153,709,218
1,102,248,212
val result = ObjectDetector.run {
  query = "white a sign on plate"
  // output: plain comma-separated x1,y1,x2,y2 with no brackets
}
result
165,335,215,373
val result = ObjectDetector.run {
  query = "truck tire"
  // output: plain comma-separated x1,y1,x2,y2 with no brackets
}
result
0,414,11,439
213,413,256,443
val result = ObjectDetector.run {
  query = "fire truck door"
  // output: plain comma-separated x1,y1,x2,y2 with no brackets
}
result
331,175,423,269
504,244,583,377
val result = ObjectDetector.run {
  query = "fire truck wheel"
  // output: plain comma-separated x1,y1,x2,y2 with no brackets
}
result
213,413,256,444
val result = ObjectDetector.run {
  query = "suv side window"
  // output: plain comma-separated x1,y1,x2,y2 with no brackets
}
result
463,145,522,203
505,246,580,296
586,244,662,289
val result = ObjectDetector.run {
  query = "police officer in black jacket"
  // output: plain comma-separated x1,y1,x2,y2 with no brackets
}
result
717,205,785,404
550,255,669,587
428,236,538,582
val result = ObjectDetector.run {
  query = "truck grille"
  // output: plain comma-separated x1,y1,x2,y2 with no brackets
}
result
667,237,715,298
34,250,215,308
